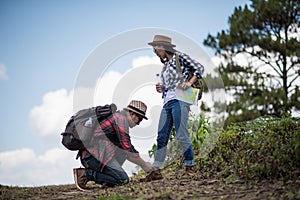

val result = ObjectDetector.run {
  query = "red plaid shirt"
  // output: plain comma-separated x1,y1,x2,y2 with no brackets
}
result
80,110,139,171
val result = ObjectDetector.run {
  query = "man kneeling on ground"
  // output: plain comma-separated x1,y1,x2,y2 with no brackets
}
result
73,100,154,190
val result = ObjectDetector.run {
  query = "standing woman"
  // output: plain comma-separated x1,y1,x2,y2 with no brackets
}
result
145,35,204,181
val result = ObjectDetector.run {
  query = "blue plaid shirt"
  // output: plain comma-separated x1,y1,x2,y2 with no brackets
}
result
160,51,204,98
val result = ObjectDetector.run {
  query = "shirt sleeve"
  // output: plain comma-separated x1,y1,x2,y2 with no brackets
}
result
179,52,204,80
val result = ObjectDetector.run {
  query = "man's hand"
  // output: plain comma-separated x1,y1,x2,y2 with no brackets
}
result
127,155,154,172
142,162,155,172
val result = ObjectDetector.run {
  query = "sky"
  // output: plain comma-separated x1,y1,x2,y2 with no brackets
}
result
0,0,251,186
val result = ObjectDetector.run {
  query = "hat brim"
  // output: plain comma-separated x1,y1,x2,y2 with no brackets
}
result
148,41,176,47
124,108,148,120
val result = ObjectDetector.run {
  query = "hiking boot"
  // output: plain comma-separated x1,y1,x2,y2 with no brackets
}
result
181,166,195,179
73,168,88,191
141,169,163,182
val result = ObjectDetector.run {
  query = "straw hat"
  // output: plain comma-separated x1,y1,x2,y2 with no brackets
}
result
124,100,148,120
148,35,176,47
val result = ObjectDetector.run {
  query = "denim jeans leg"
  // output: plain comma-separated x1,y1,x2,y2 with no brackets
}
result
82,155,129,187
154,102,173,168
97,158,129,187
172,100,194,166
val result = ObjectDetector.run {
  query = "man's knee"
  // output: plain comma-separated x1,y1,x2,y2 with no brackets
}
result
120,176,130,185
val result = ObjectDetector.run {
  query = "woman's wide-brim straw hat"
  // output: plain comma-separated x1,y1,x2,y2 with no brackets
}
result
148,35,176,47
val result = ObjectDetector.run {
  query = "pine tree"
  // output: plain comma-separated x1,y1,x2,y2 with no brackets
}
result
204,0,300,125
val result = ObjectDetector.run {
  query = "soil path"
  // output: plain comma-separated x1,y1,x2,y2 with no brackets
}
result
1,177,299,200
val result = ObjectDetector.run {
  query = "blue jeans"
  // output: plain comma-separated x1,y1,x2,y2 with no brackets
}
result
81,152,129,187
154,99,194,168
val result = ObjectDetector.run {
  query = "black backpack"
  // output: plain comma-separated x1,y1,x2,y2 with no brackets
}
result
61,103,117,151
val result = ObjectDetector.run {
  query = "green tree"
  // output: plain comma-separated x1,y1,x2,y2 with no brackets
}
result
204,0,300,125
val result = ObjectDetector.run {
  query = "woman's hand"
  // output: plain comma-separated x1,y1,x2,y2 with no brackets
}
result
179,82,192,90
156,83,163,93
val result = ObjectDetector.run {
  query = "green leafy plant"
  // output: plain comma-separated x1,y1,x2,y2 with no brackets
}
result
189,114,210,151
198,116,300,180
148,114,211,167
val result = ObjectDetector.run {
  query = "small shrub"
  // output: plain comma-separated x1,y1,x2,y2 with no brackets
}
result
197,116,300,180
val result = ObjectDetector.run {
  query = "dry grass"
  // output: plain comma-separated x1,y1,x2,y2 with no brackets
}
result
1,171,299,200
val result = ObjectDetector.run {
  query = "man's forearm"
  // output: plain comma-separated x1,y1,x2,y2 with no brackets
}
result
127,155,146,167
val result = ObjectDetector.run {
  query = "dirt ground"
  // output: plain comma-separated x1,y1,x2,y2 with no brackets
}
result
1,174,300,200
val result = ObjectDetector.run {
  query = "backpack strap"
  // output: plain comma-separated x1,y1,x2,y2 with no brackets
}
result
175,53,184,83
175,53,203,100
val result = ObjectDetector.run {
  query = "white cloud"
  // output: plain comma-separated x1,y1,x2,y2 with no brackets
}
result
94,70,123,105
0,148,79,186
0,148,35,169
0,64,8,80
131,56,161,68
29,89,73,137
